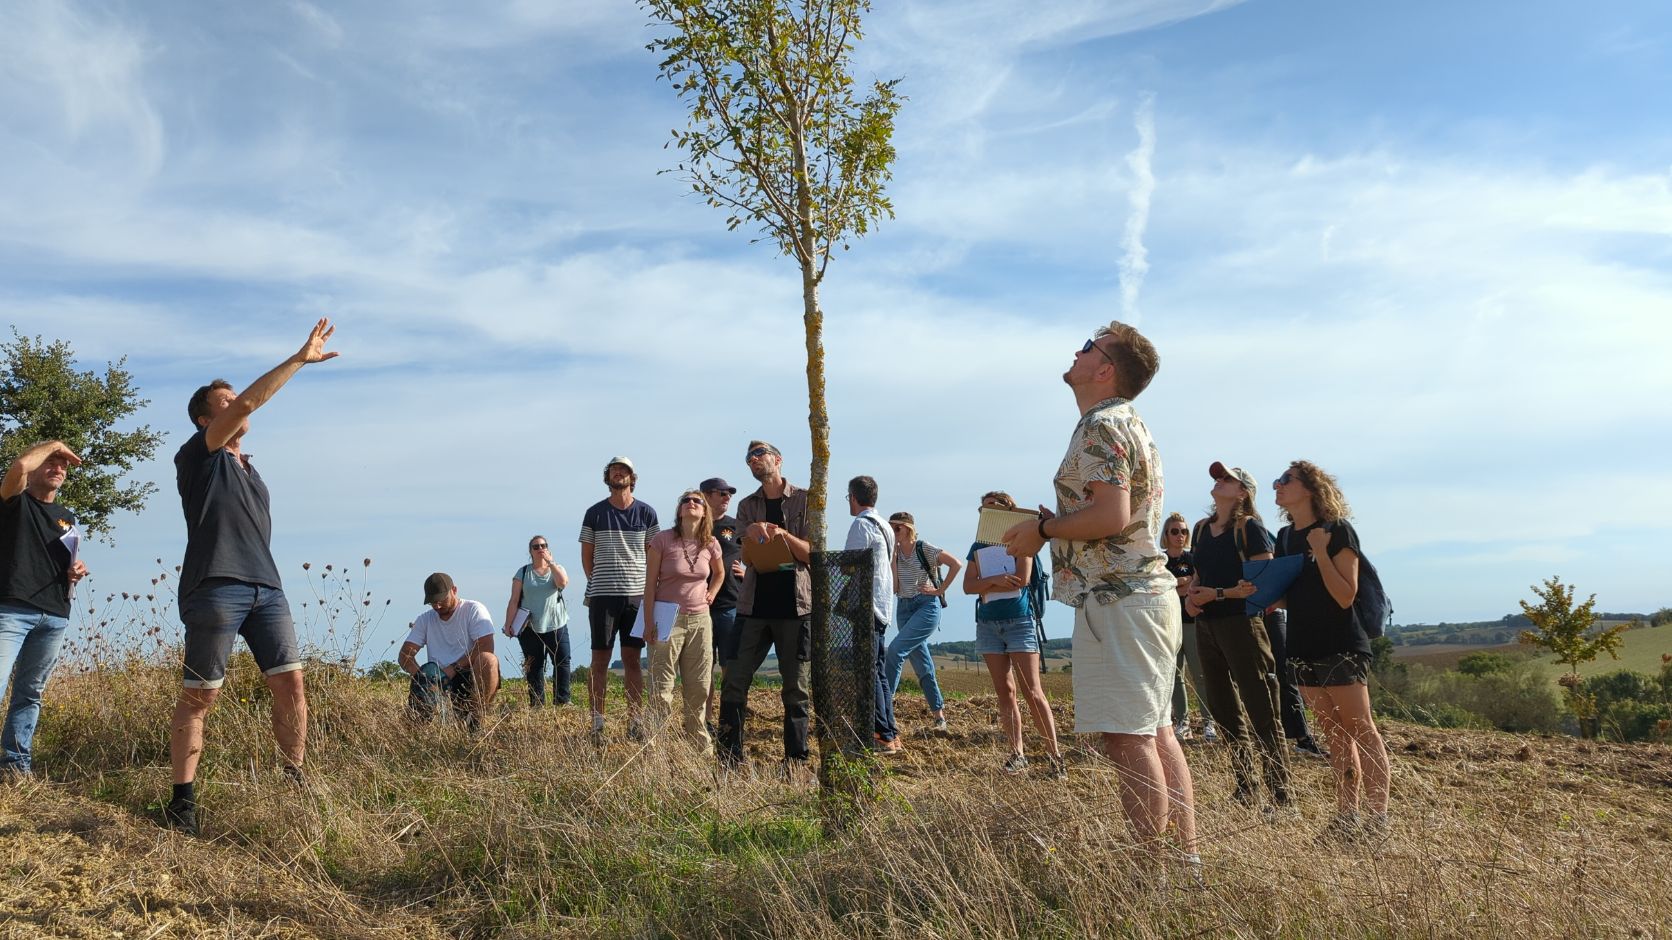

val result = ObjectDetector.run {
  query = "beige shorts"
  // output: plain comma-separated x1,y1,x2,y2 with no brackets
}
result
1071,591,1182,736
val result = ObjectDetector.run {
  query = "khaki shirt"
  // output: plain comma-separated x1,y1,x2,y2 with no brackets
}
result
736,480,812,618
1050,396,1172,606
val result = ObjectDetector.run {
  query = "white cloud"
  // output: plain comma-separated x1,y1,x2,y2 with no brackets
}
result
1119,92,1157,321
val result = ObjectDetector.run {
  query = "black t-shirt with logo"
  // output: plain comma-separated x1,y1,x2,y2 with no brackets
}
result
0,493,77,617
1191,517,1274,618
175,430,283,600
751,498,798,619
712,514,742,611
1164,550,1197,624
1275,520,1370,659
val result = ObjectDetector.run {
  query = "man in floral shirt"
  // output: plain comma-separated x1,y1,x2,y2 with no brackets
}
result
1004,321,1198,868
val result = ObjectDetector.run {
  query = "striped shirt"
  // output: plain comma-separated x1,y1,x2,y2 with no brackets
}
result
893,539,945,598
578,499,660,598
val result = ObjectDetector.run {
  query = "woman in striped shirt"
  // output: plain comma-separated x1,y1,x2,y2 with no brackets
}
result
885,511,962,732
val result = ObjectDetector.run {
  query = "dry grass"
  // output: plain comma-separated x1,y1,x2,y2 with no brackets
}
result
4,656,1672,939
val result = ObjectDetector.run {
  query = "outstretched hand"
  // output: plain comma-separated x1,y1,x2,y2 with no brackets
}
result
298,318,340,364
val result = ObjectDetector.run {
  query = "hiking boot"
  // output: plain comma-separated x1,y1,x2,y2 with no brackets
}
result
1001,752,1029,776
163,800,200,836
1045,754,1067,781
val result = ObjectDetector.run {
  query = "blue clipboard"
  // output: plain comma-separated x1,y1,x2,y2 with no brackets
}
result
1242,554,1304,615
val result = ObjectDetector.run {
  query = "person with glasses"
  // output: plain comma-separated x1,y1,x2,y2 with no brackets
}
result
1161,512,1217,743
1182,462,1292,816
1271,461,1390,842
579,456,659,743
503,535,572,708
718,441,814,771
967,491,1064,777
885,511,959,733
1002,325,1198,872
700,478,745,733
643,490,725,752
0,441,90,779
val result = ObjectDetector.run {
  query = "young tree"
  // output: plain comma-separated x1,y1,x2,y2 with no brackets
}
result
1518,576,1626,735
0,331,164,542
643,0,900,758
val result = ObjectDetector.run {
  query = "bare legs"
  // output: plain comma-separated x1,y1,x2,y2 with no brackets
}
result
1100,726,1198,857
983,653,1060,758
170,670,310,785
1300,682,1389,816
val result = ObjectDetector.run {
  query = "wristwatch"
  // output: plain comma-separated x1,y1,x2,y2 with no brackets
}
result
1215,588,1225,602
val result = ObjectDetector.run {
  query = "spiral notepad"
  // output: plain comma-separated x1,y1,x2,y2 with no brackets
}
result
975,506,1039,545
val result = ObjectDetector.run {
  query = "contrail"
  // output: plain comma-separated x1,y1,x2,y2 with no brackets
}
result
1120,92,1156,323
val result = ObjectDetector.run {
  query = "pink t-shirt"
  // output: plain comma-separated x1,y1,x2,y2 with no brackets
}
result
649,530,722,612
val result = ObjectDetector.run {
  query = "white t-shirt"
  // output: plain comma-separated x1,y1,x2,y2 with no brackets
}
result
405,599,495,667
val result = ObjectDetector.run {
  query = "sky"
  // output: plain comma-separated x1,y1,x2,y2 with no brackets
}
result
3,0,1670,665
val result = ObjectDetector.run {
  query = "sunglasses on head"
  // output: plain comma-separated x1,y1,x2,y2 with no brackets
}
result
1273,472,1295,486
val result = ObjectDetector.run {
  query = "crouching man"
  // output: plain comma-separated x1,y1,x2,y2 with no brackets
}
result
399,573,500,729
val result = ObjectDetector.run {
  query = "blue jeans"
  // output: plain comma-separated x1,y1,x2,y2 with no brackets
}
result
872,619,897,742
710,606,740,666
886,595,945,712
0,602,70,774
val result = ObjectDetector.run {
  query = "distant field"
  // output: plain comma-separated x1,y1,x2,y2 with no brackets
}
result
1394,621,1672,677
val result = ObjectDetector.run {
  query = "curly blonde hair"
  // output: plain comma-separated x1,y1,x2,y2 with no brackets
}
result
1279,460,1351,524
1164,512,1190,548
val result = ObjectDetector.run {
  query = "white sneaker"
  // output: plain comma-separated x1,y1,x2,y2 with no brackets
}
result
1173,721,1193,741
1203,721,1219,743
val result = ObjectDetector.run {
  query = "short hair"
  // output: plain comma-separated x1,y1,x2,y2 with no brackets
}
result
980,490,1017,510
1092,321,1161,400
187,379,234,429
848,475,878,508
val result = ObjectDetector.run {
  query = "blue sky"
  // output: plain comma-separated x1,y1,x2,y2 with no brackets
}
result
4,0,1670,664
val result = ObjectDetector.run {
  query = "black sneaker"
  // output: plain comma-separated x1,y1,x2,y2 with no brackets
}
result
163,800,200,836
1294,738,1329,760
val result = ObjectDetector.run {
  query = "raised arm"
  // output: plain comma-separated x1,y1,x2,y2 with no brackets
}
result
0,441,80,501
204,318,339,451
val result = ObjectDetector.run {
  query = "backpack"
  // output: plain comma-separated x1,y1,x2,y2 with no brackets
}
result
1281,525,1391,639
1027,552,1050,642
914,540,948,609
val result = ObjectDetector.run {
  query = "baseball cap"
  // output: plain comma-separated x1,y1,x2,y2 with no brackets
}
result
604,456,636,473
423,572,456,605
699,477,738,495
1208,461,1257,491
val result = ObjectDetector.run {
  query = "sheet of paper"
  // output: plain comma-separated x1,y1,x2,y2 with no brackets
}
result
61,526,80,601
976,545,1021,601
630,601,682,642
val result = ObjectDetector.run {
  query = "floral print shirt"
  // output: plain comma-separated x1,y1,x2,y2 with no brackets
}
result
1051,397,1171,606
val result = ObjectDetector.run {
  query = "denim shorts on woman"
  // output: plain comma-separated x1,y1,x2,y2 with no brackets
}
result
1289,652,1371,687
976,617,1039,655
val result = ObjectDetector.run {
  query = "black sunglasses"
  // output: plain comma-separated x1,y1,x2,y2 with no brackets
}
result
1165,528,1188,536
746,447,771,459
1273,472,1295,486
530,543,549,550
1080,338,1117,366
680,496,705,505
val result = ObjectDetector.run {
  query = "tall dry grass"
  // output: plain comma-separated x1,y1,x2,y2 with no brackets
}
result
26,648,1672,939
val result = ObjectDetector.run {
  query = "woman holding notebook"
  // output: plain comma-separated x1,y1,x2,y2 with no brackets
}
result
504,535,572,708
642,489,725,752
965,491,1065,779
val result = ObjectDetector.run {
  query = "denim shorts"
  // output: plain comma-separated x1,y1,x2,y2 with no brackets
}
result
179,578,301,689
976,617,1039,656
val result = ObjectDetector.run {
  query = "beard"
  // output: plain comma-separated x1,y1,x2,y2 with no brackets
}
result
750,463,774,482
607,477,630,491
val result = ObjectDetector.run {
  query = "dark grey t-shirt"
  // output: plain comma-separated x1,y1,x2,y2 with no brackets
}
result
175,430,283,600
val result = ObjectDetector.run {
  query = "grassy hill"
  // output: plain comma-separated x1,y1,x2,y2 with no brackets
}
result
1397,621,1672,678
5,660,1672,937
